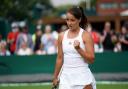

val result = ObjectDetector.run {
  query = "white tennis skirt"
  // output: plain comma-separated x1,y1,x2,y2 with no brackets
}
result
59,66,96,89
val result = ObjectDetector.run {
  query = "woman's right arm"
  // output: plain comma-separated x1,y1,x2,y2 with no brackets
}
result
53,32,64,86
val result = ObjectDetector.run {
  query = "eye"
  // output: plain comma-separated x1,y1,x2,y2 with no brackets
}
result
71,19,75,22
66,18,69,21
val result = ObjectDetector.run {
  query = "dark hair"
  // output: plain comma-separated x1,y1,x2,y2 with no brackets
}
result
67,6,87,29
123,21,128,30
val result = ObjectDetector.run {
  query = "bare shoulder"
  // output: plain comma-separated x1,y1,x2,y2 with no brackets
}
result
82,30,92,40
58,31,66,42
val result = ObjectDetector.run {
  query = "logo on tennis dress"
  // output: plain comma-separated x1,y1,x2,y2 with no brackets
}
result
69,41,72,45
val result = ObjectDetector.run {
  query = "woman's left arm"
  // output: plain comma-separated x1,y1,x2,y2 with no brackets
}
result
74,31,95,64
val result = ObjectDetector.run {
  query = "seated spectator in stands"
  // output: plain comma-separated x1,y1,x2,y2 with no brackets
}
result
113,39,121,52
101,22,115,51
32,25,42,44
0,41,11,56
87,23,103,53
32,28,43,52
7,22,19,54
119,22,128,51
41,25,57,54
35,44,46,55
17,41,33,56
16,21,33,52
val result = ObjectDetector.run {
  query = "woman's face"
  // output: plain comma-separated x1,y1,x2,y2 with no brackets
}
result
121,27,127,34
66,12,80,30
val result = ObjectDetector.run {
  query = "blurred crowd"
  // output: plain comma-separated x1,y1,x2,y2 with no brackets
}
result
87,21,128,53
0,21,128,56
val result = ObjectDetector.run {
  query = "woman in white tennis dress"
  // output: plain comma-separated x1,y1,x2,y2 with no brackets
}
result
53,6,96,89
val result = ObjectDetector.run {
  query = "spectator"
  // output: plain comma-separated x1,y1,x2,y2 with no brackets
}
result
41,25,56,54
113,40,121,52
35,44,46,55
101,22,115,51
87,23,103,53
16,21,33,52
0,41,11,56
119,22,128,51
33,28,43,52
32,24,42,44
17,42,33,56
7,22,19,54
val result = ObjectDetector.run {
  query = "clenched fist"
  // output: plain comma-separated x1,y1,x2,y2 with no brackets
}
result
74,40,80,49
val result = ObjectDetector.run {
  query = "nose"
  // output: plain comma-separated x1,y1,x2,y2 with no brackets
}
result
67,20,72,26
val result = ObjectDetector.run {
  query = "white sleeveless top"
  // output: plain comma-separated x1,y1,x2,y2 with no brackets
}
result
60,28,96,86
62,28,88,68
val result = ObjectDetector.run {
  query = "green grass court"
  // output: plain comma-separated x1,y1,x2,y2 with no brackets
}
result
0,82,128,89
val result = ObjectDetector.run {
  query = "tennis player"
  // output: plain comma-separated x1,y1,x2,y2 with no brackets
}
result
53,6,96,89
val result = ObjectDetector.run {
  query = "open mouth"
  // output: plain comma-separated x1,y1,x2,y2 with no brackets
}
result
68,25,72,28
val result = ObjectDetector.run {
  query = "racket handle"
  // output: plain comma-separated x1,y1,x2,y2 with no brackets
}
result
52,85,57,89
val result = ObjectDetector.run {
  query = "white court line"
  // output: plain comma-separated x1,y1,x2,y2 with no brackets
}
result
96,81,128,84
0,81,128,87
0,82,51,87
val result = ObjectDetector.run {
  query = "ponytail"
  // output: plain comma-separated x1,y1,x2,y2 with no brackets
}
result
79,7,87,29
